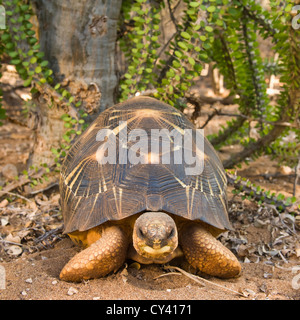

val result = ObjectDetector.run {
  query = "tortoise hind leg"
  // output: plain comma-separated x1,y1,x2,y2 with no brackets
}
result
60,226,129,282
180,223,241,278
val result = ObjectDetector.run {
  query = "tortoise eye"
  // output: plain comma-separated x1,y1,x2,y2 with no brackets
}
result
168,228,175,238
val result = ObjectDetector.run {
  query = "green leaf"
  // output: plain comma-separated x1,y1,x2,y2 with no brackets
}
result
174,51,182,58
291,196,297,203
181,31,191,40
36,52,45,58
8,51,18,58
228,7,240,17
207,6,216,12
190,2,200,8
30,57,37,64
172,60,181,68
40,60,49,67
188,57,195,66
205,26,213,32
277,193,285,201
285,4,293,12
61,114,71,121
63,134,71,143
35,66,42,73
11,59,21,65
178,41,188,51
1,33,10,41
23,77,32,87
62,90,68,97
51,148,59,155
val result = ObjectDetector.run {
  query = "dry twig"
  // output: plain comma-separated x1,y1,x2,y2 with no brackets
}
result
162,265,247,297
0,191,33,203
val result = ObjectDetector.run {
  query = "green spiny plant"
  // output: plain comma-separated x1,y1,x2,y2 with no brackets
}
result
117,0,299,211
0,0,87,189
226,171,299,212
0,1,81,129
0,0,298,212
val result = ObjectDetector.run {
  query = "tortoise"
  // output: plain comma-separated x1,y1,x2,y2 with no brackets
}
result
59,96,241,282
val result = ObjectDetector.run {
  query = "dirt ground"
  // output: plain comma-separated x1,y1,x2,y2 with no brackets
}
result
0,65,299,301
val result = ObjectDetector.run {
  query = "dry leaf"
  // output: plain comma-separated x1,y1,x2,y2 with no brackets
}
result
5,233,21,244
238,287,256,298
7,245,22,256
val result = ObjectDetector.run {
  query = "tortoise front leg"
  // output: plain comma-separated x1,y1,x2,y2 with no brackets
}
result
60,226,129,282
180,223,241,278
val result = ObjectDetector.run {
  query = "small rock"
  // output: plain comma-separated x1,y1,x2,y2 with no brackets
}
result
279,165,293,175
25,278,33,284
67,287,78,296
0,199,9,208
52,280,58,285
21,291,27,296
2,164,18,180
1,217,8,226
263,272,273,279
93,296,101,300
244,257,251,263
166,289,171,292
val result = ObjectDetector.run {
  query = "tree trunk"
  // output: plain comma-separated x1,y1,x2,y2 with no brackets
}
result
29,0,122,167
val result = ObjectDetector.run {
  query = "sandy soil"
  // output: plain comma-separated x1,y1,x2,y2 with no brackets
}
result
0,238,299,300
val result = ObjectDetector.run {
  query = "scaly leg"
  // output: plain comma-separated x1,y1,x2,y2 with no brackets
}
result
60,226,129,282
180,223,241,278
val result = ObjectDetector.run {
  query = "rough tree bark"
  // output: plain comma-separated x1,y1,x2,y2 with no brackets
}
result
28,0,122,167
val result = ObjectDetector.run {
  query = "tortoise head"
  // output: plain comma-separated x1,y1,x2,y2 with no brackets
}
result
133,212,178,260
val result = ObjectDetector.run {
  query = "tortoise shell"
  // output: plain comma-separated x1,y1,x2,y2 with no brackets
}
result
60,97,230,234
